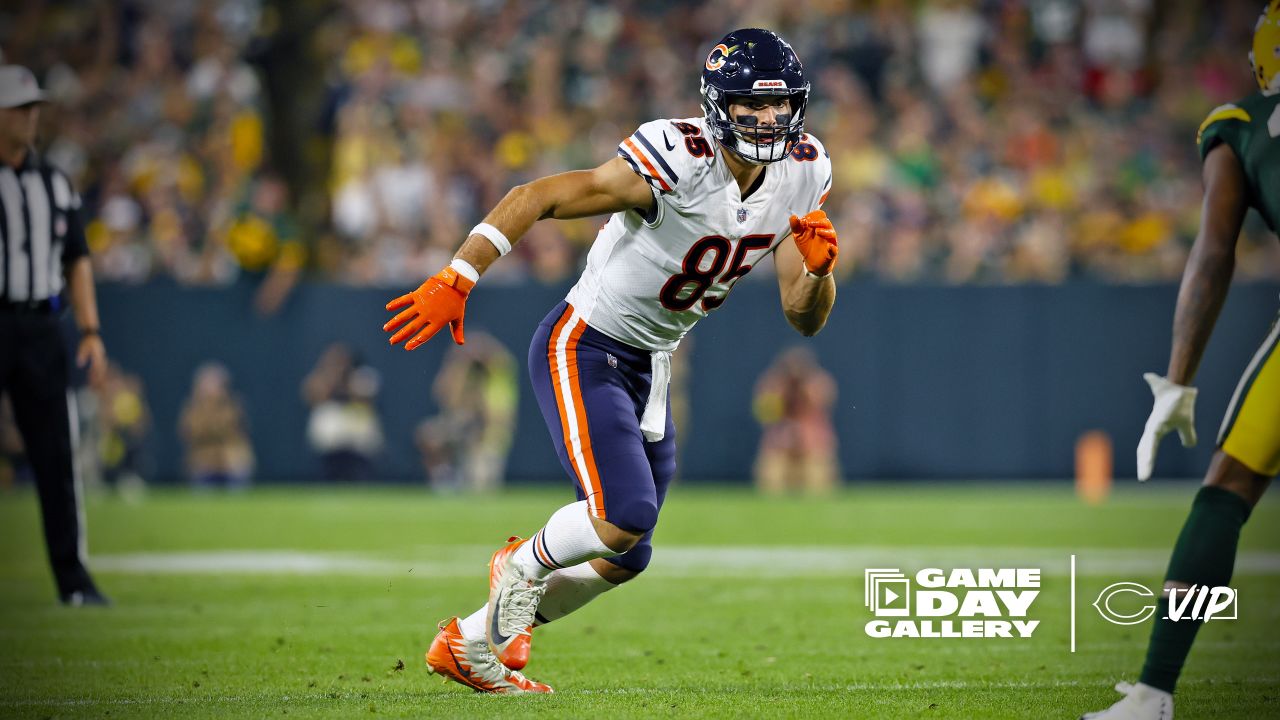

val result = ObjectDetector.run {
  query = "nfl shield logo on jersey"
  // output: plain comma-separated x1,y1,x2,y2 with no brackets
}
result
737,207,749,223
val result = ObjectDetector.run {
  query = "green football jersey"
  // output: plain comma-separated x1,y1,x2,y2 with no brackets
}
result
1197,91,1280,235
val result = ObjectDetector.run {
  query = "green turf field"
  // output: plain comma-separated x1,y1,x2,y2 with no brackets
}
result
1,483,1277,719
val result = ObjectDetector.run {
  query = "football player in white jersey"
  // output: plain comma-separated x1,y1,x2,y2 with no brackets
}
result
385,28,837,694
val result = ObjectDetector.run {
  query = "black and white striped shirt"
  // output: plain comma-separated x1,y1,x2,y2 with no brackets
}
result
0,150,88,303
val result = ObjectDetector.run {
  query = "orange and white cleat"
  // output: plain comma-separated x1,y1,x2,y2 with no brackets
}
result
488,537,534,669
425,617,553,694
487,536,545,670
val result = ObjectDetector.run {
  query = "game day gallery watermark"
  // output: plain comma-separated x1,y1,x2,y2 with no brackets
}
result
863,567,1041,638
862,558,1241,647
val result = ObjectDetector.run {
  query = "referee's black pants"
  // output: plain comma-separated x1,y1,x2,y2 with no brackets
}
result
0,310,94,597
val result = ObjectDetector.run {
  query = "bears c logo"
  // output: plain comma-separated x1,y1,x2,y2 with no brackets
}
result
706,44,735,71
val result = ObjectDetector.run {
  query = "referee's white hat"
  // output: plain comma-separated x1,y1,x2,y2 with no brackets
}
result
0,65,47,108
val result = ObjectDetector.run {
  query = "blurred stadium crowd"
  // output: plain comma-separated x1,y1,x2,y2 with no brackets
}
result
4,0,1278,292
2,333,841,493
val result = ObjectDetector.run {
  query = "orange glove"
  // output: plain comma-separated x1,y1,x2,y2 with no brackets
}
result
383,265,475,350
789,209,838,276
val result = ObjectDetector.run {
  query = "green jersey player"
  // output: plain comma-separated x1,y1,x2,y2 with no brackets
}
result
1083,4,1280,719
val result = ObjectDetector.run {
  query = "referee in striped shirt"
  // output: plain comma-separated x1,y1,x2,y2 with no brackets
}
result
0,65,108,606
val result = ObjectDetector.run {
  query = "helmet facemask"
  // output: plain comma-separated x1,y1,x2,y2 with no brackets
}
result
701,81,808,165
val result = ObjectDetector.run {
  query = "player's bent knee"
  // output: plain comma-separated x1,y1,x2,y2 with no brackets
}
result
600,498,659,539
590,515,646,553
604,543,653,575
589,497,658,563
592,557,644,584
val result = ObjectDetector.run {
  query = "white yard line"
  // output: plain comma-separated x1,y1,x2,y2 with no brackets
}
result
89,546,1280,577
91,551,411,575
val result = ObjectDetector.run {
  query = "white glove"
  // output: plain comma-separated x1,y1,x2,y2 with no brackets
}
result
1136,372,1198,481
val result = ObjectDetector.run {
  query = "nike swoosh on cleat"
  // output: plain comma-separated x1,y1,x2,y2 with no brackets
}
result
663,132,675,152
445,641,472,680
490,588,511,645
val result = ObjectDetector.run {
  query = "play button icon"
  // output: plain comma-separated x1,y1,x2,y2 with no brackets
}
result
865,570,911,616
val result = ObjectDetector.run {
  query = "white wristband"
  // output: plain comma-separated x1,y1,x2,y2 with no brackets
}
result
470,223,512,256
450,258,480,283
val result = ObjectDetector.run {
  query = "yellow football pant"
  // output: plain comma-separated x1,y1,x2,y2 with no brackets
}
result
1218,311,1280,476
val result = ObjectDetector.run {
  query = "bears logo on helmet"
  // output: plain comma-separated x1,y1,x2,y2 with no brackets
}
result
706,44,733,72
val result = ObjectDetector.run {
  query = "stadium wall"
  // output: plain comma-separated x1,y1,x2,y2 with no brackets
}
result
96,280,1280,484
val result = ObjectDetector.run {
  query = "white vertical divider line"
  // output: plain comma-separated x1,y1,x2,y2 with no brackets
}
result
1070,554,1077,653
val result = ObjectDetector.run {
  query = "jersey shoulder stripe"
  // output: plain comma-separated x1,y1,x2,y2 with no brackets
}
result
619,137,672,192
618,118,713,198
1197,103,1251,145
616,146,648,181
633,131,680,187
1196,102,1253,161
619,126,681,193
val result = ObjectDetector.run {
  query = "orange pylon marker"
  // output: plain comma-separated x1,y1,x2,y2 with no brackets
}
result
1075,430,1113,505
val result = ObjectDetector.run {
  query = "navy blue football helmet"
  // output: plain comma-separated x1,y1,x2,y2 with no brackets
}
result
700,28,809,164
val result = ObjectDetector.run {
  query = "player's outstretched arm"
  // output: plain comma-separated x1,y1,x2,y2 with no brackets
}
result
774,210,837,336
453,157,656,276
1136,143,1248,480
1166,144,1249,385
384,157,654,351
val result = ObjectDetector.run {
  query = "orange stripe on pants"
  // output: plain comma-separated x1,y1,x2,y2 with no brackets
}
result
546,306,606,518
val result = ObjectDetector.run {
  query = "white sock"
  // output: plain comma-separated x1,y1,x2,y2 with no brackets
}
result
512,500,616,580
458,606,487,641
458,562,616,640
533,561,617,626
